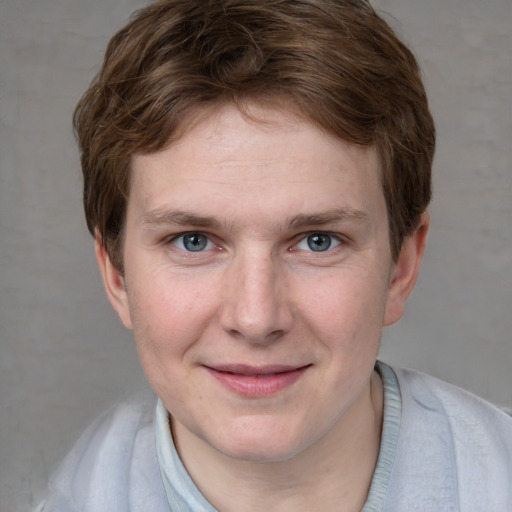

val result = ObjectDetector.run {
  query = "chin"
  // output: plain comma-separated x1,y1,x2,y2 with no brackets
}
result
206,418,314,464
218,440,304,464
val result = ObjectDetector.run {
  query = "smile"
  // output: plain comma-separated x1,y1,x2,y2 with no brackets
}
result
204,364,311,398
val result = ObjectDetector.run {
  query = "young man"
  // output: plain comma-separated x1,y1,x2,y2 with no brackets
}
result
39,1,512,511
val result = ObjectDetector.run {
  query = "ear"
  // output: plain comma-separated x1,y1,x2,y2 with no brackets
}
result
383,212,429,326
95,235,133,330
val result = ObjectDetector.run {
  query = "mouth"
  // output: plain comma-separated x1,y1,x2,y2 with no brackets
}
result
204,364,311,398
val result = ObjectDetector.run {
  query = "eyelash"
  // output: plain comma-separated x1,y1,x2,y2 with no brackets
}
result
168,232,218,253
167,231,345,255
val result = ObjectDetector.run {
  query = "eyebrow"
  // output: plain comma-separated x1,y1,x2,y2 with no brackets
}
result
288,208,369,229
141,209,221,229
141,207,369,230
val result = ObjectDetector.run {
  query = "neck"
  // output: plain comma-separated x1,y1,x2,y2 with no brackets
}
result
172,371,384,512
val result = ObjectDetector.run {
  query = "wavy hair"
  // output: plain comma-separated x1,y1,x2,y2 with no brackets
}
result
74,0,435,271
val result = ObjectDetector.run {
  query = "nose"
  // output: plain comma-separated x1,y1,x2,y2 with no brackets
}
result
219,249,294,344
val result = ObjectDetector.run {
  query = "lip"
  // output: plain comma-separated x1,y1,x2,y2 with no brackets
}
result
204,364,310,398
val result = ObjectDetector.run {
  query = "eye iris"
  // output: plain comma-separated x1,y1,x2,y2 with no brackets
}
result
307,233,331,252
183,234,207,252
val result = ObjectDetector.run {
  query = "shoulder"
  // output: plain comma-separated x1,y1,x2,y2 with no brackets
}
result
391,366,512,510
37,397,168,512
395,366,512,439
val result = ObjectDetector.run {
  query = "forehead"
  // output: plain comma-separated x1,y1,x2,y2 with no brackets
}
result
128,103,384,228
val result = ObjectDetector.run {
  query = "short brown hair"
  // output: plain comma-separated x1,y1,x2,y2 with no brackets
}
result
74,0,435,271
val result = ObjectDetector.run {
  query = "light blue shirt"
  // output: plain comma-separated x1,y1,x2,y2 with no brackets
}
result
37,363,512,511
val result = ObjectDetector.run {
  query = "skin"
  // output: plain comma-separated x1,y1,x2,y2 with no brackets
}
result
97,103,428,512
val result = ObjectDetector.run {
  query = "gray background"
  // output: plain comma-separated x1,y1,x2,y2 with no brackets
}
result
0,0,511,510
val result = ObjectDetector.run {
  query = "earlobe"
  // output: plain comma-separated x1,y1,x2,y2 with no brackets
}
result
383,212,429,326
94,235,133,330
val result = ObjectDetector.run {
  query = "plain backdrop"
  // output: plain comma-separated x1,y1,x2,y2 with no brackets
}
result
1,0,511,510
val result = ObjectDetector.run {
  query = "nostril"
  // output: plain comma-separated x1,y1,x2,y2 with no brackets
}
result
224,326,287,345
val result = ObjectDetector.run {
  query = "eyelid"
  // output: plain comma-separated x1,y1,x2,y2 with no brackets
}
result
168,231,217,252
293,231,345,252
163,230,346,254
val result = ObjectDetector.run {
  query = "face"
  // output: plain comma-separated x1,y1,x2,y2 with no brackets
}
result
98,103,426,463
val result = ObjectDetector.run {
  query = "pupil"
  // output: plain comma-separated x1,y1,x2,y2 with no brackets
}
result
307,233,331,252
184,234,207,251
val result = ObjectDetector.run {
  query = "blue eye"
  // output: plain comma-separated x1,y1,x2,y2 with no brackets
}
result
307,233,331,252
296,233,341,252
172,233,213,252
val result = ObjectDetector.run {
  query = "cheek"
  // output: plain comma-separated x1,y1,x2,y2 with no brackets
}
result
126,269,220,360
127,274,220,406
296,267,389,348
